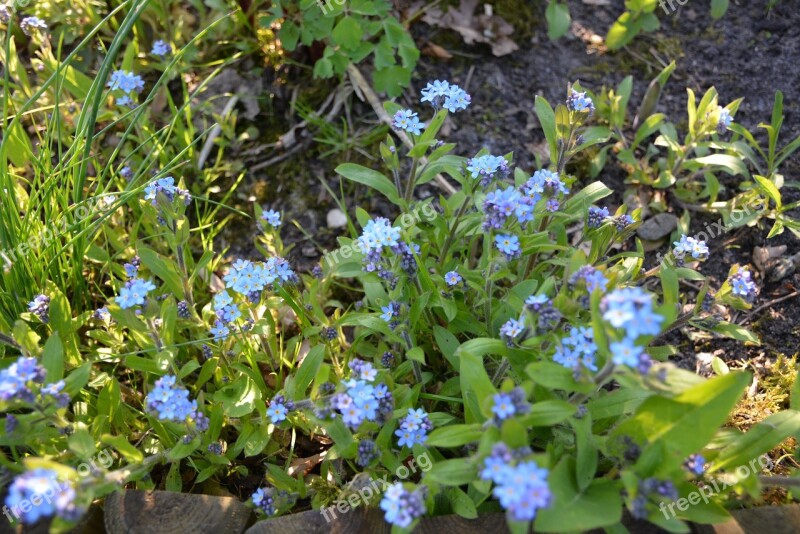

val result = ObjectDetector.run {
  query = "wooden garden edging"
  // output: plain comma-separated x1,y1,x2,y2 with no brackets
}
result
3,491,799,533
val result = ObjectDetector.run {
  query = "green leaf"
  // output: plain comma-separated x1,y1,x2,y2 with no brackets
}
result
424,458,478,486
406,347,426,365
68,429,96,459
536,458,622,532
102,434,144,463
707,321,760,344
754,175,782,210
613,372,751,473
294,345,324,399
606,12,643,50
518,400,577,427
373,66,411,98
433,326,460,369
426,424,484,448
458,348,497,423
446,487,478,519
335,163,401,205
710,411,800,472
137,246,185,298
332,16,363,50
535,96,558,163
545,1,571,40
41,334,64,382
711,0,729,19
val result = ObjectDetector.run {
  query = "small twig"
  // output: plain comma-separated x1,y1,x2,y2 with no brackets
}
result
744,290,800,323
758,475,800,488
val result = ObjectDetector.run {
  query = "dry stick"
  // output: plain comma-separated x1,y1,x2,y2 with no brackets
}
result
345,63,457,196
197,95,239,170
744,290,800,323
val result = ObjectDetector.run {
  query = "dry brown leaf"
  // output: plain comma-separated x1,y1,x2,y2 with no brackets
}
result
422,0,519,57
422,42,454,59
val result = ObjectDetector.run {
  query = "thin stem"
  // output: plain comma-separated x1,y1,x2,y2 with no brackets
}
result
569,359,616,405
404,157,420,203
438,196,471,269
492,357,510,386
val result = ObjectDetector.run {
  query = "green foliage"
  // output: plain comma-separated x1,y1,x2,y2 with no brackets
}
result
264,0,418,97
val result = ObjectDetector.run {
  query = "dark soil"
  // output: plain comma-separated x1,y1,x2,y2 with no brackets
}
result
218,0,800,363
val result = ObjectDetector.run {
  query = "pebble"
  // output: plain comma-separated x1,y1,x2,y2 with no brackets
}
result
327,208,347,229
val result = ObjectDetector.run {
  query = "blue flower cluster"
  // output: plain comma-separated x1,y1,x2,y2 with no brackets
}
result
602,288,664,373
0,356,45,403
210,290,241,340
480,443,552,521
613,214,635,231
357,218,418,282
356,439,379,467
143,177,191,206
467,154,509,187
566,89,595,114
151,40,171,57
395,407,432,448
223,257,297,297
5,469,81,524
27,294,50,323
392,109,424,135
20,16,47,36
144,375,207,429
587,205,610,229
117,278,156,309
631,477,678,519
490,388,530,424
267,394,294,424
673,234,709,260
569,265,608,293
420,80,471,112
107,70,145,107
41,380,70,408
553,326,598,373
683,453,706,476
380,483,426,528
261,209,281,228
729,268,757,303
251,487,276,515
328,359,393,429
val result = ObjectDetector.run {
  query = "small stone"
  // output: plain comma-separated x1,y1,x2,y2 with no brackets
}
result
326,209,347,229
636,213,678,241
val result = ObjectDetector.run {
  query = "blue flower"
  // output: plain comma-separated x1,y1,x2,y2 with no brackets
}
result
495,234,520,259
729,268,757,303
27,294,50,323
5,469,81,524
209,320,230,340
717,108,733,133
569,265,608,294
261,209,281,228
117,278,156,309
268,402,288,424
684,454,707,476
481,447,552,521
567,89,594,114
443,86,471,112
151,40,171,57
587,206,609,228
93,307,111,321
107,70,145,107
554,326,598,373
614,214,635,231
444,271,462,286
500,318,525,343
20,17,47,36
213,291,233,309
491,393,516,421
392,109,424,135
380,302,399,322
251,487,276,515
145,375,203,425
380,483,426,528
396,407,432,447
467,154,509,186
0,357,45,403
610,338,643,368
420,80,451,104
143,176,191,205
525,293,548,310
673,234,708,260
